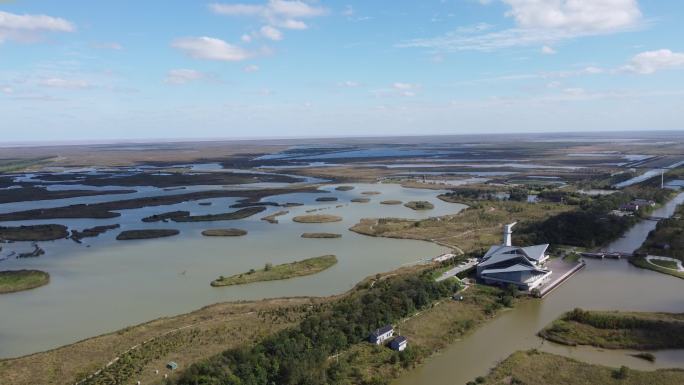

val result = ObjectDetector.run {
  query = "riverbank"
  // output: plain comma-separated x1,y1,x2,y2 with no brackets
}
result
539,308,684,350
0,270,50,294
210,255,338,287
478,350,684,385
0,297,318,385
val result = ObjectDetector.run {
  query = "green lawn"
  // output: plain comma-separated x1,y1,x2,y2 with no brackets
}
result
630,256,684,279
211,255,337,286
650,259,679,270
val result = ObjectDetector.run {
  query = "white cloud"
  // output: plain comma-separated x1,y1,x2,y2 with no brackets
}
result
503,0,641,32
393,82,418,97
172,36,251,61
0,10,74,43
241,33,252,43
243,64,260,72
622,49,684,74
392,82,415,90
92,42,123,50
541,45,556,54
37,77,91,89
399,0,643,52
338,80,360,87
209,1,327,32
164,69,208,84
260,25,283,41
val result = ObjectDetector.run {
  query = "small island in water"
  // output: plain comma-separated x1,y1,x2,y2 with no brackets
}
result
0,270,50,294
292,214,343,223
301,232,342,238
201,228,247,237
211,255,337,287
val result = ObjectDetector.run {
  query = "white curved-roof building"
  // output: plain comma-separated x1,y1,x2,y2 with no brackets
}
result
476,222,552,291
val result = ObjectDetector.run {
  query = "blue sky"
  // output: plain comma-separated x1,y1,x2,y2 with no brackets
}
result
1,0,683,142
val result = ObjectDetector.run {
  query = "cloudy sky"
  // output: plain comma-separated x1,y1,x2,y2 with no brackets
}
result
1,0,683,141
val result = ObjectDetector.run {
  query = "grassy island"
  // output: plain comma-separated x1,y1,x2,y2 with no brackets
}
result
404,201,435,210
351,197,370,203
380,200,402,205
211,255,337,287
361,191,381,195
315,197,338,202
201,228,247,237
539,308,684,350
292,214,343,223
335,186,354,191
301,232,342,238
116,229,180,240
0,270,50,294
476,350,684,385
0,224,68,241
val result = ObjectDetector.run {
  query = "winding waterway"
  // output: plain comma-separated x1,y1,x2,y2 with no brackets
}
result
0,182,464,358
395,192,684,385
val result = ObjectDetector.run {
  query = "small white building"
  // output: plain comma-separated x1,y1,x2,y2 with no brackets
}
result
390,336,407,351
477,222,552,291
369,324,394,345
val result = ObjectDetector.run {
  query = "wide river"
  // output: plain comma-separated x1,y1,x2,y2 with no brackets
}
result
396,192,684,385
0,182,464,358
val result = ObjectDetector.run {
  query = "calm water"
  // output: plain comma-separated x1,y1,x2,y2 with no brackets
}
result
0,183,464,358
395,192,684,385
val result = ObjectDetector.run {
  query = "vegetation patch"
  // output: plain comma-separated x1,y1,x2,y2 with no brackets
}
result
0,186,135,204
292,214,343,223
539,308,684,349
404,201,435,210
201,228,247,237
172,207,266,222
380,200,402,205
476,350,684,385
211,255,337,287
0,187,318,221
142,210,190,222
361,191,382,195
301,232,342,238
637,202,684,260
70,224,120,242
0,270,50,294
335,186,354,191
116,229,180,240
0,224,68,241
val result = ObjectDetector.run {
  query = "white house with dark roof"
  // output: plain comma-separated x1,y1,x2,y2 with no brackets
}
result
369,324,394,345
476,222,552,291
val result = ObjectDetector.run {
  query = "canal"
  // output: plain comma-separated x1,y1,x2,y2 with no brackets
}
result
395,192,684,385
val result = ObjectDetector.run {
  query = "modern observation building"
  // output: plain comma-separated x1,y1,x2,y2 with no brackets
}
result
476,222,552,291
